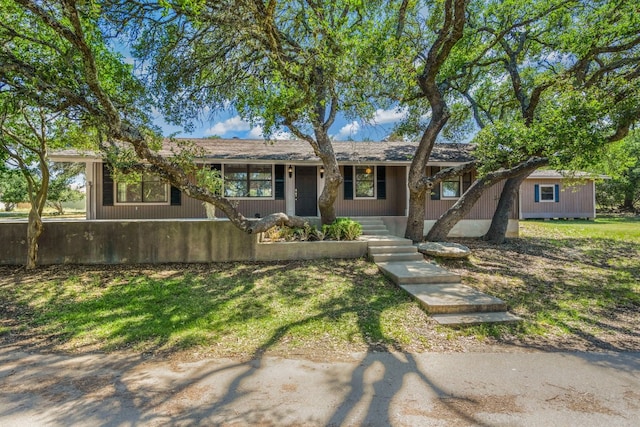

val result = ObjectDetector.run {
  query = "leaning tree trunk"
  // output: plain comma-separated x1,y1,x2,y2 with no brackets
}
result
26,208,44,270
426,177,498,241
405,189,428,242
483,172,529,244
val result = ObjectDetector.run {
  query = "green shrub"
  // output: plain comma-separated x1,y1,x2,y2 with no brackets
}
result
322,218,362,241
263,223,324,242
263,219,361,242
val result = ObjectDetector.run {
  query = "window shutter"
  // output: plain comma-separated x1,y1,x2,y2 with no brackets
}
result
462,172,472,193
429,166,440,200
102,163,114,206
554,184,560,202
376,166,386,200
343,166,353,200
534,184,540,203
170,186,181,205
274,164,285,200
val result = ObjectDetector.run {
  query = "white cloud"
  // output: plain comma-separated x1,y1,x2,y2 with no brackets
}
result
205,116,251,136
248,125,291,140
368,108,408,125
248,126,264,139
336,121,361,139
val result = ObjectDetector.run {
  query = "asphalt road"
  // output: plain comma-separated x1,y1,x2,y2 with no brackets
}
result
1,345,638,426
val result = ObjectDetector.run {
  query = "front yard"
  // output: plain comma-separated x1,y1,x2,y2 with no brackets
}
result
1,215,638,359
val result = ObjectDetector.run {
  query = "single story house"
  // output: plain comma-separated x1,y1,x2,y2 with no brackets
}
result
520,170,600,220
51,139,598,238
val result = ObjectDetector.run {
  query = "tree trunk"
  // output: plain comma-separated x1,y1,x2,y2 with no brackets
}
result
317,158,341,225
622,192,635,211
405,189,427,242
427,158,549,242
426,177,498,241
26,208,44,270
483,172,529,244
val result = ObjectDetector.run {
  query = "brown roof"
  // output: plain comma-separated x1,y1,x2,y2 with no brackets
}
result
166,138,475,163
526,170,605,180
51,138,476,164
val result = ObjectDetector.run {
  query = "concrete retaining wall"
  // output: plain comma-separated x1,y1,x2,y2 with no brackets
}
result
0,220,258,265
0,219,367,266
255,241,368,262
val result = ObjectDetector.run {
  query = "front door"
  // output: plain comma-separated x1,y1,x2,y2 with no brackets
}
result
295,166,318,216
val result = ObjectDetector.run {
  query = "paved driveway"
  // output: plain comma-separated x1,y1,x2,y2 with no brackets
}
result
1,346,638,426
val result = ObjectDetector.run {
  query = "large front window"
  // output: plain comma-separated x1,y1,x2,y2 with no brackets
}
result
116,172,168,203
224,164,273,198
355,165,375,198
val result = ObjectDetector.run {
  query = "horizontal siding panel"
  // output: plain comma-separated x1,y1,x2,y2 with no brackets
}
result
521,179,594,218
335,166,406,216
424,175,517,220
215,200,286,219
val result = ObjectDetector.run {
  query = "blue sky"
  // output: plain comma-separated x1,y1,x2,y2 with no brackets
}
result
151,107,409,141
120,41,409,141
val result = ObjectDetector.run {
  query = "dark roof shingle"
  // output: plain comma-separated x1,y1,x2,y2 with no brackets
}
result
167,138,475,163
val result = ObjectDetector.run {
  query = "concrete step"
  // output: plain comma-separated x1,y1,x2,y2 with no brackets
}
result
377,261,460,285
357,221,385,227
362,229,390,235
368,245,418,255
352,217,384,223
361,236,413,246
371,253,424,263
400,284,507,314
431,312,522,326
360,225,388,231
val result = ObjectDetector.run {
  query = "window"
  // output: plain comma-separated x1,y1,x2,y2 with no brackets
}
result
224,164,273,198
540,184,555,202
441,178,461,199
355,165,375,198
116,172,168,204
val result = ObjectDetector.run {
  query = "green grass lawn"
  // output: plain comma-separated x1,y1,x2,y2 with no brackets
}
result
441,215,640,350
1,215,638,357
0,207,85,219
0,260,438,358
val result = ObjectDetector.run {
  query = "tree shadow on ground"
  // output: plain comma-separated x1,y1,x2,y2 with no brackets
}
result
438,236,640,352
0,260,502,426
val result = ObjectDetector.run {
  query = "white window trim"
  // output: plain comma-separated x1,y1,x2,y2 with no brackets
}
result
440,177,462,200
353,165,377,199
113,177,170,206
223,163,276,200
539,184,556,203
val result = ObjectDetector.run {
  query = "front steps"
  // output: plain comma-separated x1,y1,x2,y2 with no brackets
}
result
358,218,521,326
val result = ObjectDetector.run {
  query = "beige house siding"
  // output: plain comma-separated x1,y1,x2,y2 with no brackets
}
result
520,178,595,219
335,166,407,217
424,176,518,220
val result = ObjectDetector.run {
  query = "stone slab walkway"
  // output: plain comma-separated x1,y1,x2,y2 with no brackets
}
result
358,218,521,326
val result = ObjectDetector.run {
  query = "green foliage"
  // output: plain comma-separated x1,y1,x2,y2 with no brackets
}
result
594,133,640,211
322,217,362,241
46,163,85,215
195,168,223,196
0,168,28,210
131,0,387,136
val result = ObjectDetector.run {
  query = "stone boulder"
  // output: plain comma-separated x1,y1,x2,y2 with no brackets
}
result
417,242,471,259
